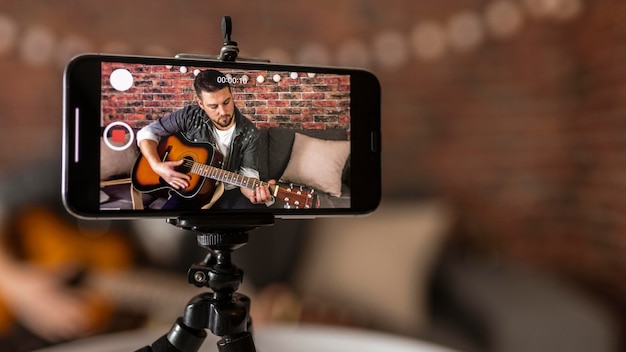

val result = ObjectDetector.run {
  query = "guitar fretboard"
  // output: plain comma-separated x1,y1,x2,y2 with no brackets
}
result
178,157,317,209
184,160,267,190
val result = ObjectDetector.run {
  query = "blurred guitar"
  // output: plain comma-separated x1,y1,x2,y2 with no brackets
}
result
131,133,319,209
0,207,367,339
0,207,204,335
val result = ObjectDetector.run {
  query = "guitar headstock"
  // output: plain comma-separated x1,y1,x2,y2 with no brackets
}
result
274,183,320,209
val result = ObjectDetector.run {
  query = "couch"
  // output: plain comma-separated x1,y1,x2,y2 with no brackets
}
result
99,127,351,210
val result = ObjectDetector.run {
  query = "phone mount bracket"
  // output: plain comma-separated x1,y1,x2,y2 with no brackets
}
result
175,16,270,64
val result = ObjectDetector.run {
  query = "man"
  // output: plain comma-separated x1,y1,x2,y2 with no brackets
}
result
136,69,273,210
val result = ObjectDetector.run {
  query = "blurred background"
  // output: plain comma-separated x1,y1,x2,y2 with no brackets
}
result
0,0,624,351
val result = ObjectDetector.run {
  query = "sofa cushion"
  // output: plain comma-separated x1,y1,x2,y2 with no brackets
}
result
100,137,139,181
258,128,270,181
279,133,350,197
267,128,348,181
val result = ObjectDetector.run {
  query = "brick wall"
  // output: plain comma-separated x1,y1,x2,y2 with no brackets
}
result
101,63,350,132
402,0,626,334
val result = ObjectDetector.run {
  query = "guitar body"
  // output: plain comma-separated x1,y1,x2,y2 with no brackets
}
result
132,134,223,200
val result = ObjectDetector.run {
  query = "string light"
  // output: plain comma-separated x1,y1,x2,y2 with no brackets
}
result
258,48,291,63
0,0,585,71
373,29,409,69
297,42,331,65
0,14,17,55
337,39,371,67
522,0,583,20
101,41,134,55
484,0,525,39
20,25,57,66
410,20,448,61
447,11,486,53
55,34,92,69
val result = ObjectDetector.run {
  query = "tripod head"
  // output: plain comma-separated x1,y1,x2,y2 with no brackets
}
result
218,16,239,61
175,15,269,63
166,213,274,234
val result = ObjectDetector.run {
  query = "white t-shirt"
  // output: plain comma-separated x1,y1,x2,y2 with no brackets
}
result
214,124,236,163
214,125,236,190
213,124,260,191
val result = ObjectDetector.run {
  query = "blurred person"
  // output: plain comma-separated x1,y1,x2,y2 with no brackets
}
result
0,156,137,351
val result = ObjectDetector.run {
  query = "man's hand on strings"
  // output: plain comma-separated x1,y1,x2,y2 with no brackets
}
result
242,179,276,204
152,159,190,190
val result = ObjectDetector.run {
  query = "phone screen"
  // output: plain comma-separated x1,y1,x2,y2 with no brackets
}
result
63,54,380,218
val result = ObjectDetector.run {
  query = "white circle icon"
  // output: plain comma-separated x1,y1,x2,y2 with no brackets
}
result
103,121,134,151
110,68,133,91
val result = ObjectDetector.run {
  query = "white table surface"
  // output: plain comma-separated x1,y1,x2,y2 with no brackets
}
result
34,324,458,352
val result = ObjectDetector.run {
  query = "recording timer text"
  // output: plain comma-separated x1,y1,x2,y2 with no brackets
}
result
217,75,249,84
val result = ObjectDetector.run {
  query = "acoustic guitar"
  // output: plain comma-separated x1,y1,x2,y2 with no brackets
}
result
131,133,319,209
0,206,208,336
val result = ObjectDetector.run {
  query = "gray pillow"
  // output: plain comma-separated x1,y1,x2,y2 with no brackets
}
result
100,137,139,181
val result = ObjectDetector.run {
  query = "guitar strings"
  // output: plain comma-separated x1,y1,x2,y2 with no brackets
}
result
179,159,316,208
180,159,267,189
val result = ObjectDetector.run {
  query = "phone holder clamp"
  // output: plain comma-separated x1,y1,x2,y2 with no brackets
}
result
175,16,269,63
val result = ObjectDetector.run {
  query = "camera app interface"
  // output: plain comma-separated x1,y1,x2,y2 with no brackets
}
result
99,62,352,212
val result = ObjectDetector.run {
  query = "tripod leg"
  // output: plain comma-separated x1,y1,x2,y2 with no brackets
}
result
135,318,207,352
217,332,256,352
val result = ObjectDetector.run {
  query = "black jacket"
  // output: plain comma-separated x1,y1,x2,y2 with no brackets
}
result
140,104,260,174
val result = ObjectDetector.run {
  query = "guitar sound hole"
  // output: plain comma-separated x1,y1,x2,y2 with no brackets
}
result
175,157,194,174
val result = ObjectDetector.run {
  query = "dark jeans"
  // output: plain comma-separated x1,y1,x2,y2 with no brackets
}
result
162,189,265,210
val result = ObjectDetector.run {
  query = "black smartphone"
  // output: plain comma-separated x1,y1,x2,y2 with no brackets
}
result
63,54,381,219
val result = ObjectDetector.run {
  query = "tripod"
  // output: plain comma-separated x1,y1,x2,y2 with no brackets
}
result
135,213,274,352
136,16,275,352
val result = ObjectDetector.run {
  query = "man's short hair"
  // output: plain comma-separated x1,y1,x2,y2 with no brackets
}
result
193,69,230,96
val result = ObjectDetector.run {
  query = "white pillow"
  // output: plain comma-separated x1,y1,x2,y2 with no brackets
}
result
279,133,350,197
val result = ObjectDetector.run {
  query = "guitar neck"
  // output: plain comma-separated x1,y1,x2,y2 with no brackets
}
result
189,161,267,190
183,159,318,209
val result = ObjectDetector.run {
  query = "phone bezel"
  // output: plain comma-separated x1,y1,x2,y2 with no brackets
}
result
63,54,381,219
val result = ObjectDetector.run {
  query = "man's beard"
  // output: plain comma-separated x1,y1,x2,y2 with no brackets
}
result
213,114,234,129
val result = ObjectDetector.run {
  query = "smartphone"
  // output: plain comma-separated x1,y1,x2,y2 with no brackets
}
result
63,54,381,219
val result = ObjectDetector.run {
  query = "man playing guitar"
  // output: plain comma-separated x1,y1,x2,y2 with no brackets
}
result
136,69,274,210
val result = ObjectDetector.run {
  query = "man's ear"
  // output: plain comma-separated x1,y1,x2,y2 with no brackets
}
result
196,96,203,107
